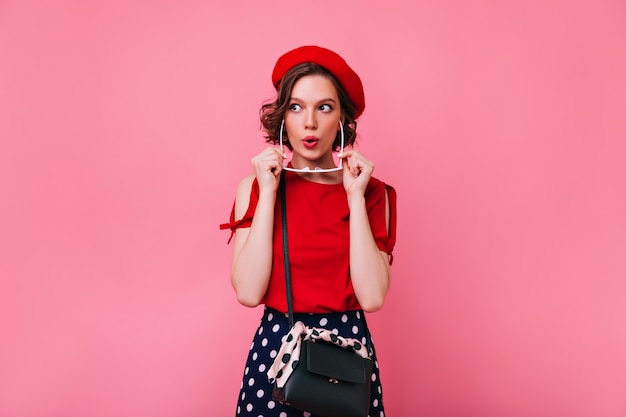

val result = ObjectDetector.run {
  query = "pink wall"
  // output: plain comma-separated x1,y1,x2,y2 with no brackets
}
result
1,1,625,416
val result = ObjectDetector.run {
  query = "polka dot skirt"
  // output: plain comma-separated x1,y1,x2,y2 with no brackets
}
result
235,307,385,417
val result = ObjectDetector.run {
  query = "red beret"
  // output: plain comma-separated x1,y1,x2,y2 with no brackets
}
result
272,45,365,119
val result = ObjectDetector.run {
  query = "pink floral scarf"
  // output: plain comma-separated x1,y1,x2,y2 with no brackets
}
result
267,321,371,388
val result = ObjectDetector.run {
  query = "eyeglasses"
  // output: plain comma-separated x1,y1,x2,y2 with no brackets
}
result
279,120,344,173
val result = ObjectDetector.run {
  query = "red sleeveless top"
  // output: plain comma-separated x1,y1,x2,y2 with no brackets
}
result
221,171,397,313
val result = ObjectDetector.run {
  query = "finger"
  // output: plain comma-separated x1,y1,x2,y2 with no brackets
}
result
342,157,355,176
354,159,374,179
273,146,287,159
265,158,282,175
338,149,354,160
344,159,360,178
339,152,358,177
253,160,279,182
255,147,284,165
271,157,283,174
348,153,362,175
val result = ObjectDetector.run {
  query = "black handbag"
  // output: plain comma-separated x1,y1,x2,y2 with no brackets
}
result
271,171,373,417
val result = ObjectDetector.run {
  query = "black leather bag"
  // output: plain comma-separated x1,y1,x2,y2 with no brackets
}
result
273,339,373,417
272,172,373,417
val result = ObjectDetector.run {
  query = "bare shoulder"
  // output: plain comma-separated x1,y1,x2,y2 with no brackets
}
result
234,174,256,218
237,174,256,195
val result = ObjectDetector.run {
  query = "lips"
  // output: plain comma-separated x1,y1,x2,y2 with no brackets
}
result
302,136,319,149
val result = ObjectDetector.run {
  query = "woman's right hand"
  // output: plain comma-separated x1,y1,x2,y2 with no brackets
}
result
251,147,285,193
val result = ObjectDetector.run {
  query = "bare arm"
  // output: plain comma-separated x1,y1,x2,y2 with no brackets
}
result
341,150,391,312
230,147,284,307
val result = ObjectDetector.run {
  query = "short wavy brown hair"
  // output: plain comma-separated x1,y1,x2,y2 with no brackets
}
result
260,62,358,151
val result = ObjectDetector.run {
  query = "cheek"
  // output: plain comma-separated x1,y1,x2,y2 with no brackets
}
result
284,112,300,126
325,118,341,133
283,121,296,139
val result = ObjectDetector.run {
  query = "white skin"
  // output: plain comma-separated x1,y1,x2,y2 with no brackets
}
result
230,74,390,312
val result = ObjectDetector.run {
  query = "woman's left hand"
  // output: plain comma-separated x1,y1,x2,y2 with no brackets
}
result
339,150,374,197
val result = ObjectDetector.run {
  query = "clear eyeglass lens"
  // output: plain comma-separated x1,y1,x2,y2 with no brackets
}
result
279,120,345,174
282,165,342,173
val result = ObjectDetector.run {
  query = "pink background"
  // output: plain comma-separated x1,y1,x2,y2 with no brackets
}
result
1,1,625,416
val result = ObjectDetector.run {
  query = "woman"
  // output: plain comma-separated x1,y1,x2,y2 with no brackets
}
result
221,45,397,417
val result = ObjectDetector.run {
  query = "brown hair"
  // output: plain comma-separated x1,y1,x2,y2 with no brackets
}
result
260,62,358,151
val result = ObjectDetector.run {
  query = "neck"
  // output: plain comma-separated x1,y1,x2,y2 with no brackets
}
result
289,167,342,184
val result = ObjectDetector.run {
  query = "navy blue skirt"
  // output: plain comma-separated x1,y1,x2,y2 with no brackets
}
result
235,307,386,417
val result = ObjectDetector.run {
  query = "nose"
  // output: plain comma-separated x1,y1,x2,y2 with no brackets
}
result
304,111,317,130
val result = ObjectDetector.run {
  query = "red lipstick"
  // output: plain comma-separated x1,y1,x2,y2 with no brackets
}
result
302,136,319,149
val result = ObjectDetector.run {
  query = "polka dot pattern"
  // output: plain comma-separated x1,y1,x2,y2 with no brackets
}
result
235,307,385,416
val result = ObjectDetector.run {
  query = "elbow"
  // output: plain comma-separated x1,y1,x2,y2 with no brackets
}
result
357,281,389,313
235,290,263,308
231,276,266,308
358,290,388,312
231,270,266,308
360,297,385,313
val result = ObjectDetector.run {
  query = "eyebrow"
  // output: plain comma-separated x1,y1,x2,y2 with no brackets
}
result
289,97,338,105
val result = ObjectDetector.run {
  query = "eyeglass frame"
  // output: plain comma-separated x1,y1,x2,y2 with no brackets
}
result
279,119,344,173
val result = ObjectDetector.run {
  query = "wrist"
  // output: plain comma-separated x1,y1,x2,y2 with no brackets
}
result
347,193,366,210
258,188,277,200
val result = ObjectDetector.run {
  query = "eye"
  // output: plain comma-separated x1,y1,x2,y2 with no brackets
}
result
289,103,301,112
319,104,332,112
